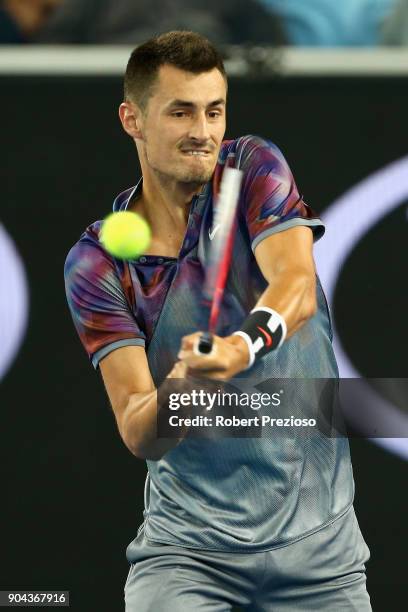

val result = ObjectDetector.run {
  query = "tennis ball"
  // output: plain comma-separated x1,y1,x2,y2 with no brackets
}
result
100,211,151,260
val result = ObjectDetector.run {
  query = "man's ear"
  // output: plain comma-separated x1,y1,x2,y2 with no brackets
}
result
119,102,144,140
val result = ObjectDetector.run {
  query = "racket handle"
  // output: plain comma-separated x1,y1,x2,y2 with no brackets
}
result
198,332,213,354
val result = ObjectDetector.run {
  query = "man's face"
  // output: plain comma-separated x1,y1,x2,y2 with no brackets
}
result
137,65,227,186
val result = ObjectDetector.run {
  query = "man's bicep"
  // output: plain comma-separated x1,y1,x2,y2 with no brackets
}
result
99,345,155,417
254,226,315,283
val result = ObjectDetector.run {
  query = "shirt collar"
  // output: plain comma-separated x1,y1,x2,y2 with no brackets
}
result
113,176,211,214
112,177,143,212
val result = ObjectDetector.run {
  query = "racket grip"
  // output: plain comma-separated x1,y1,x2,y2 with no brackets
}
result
198,332,213,354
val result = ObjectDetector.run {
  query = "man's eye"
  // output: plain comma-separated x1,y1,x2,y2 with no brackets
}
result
208,111,221,118
172,112,187,118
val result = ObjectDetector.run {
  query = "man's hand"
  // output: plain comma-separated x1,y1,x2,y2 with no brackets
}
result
177,332,250,380
166,359,189,379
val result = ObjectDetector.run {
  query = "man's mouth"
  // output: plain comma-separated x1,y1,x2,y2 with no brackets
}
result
181,150,211,156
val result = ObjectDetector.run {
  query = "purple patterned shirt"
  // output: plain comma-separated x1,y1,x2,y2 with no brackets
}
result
63,136,356,554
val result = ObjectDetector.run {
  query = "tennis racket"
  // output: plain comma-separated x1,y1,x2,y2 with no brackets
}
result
197,167,243,354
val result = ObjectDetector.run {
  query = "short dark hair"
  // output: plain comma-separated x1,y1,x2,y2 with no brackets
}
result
124,31,227,110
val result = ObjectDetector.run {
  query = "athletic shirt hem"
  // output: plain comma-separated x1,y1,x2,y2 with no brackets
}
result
141,501,355,553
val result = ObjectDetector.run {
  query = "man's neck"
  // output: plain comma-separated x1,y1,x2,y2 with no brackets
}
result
127,173,204,258
132,170,203,229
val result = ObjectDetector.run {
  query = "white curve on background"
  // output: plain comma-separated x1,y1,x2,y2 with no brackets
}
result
0,223,29,381
315,156,408,460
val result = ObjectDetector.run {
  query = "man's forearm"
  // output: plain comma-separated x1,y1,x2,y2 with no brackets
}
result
120,388,187,461
255,267,317,338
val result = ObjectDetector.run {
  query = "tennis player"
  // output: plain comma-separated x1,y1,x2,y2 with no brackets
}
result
64,31,371,611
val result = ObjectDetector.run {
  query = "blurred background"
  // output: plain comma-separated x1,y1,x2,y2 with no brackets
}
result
0,1,407,611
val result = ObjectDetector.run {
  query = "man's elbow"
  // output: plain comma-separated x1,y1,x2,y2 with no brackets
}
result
122,430,164,461
133,442,165,462
304,289,317,320
298,274,318,325
118,392,165,461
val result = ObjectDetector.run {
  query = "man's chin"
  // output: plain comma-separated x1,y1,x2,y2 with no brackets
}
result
179,172,212,185
177,164,216,185
151,162,215,186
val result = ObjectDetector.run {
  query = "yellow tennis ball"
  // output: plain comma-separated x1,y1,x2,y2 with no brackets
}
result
100,211,151,260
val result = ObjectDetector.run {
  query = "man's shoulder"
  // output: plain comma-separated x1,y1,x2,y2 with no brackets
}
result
64,220,111,280
66,219,102,253
65,182,139,274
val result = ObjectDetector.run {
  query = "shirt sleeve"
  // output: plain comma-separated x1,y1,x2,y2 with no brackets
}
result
237,135,325,251
64,239,145,369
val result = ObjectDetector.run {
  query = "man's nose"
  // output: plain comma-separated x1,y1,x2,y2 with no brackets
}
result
188,113,210,141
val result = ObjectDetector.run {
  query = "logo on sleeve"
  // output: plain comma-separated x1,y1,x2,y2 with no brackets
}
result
209,224,221,240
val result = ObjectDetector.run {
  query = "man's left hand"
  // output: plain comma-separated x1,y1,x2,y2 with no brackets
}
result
177,332,250,380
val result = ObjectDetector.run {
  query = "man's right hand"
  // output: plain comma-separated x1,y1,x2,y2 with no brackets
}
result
166,359,188,379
